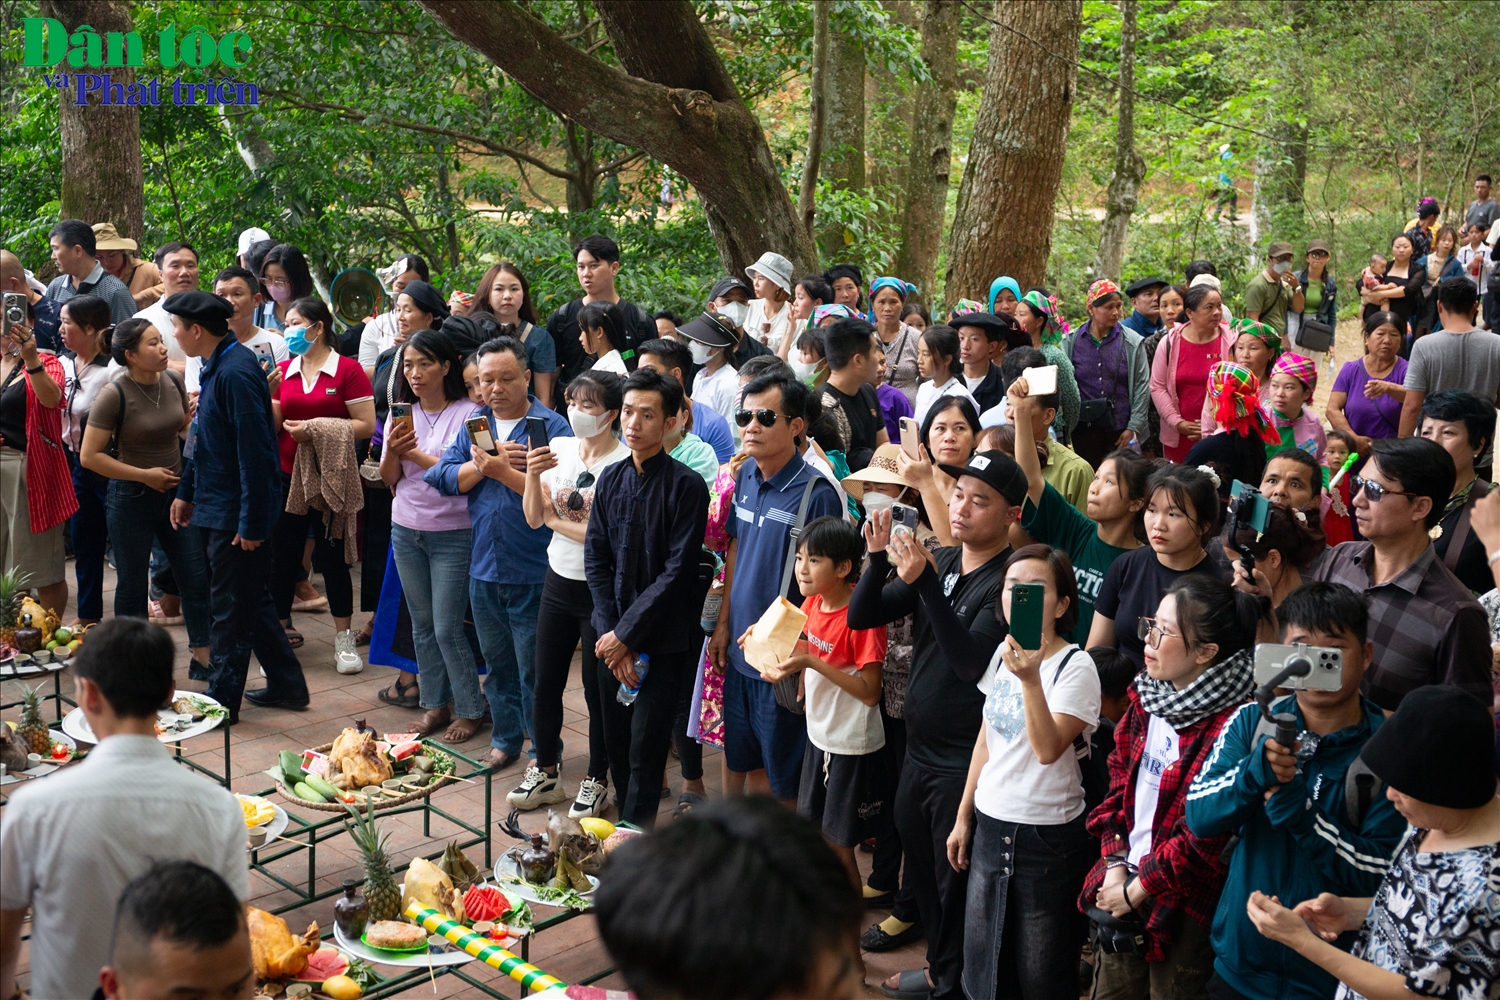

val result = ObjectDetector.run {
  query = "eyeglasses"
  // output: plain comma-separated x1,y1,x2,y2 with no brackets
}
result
1137,617,1181,649
566,471,596,511
735,409,788,429
1350,475,1418,503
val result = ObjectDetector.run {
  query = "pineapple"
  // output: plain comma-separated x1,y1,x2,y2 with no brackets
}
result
0,569,29,650
344,798,401,921
15,684,50,756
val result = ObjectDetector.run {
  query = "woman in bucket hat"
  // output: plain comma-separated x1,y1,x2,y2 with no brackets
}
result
744,251,795,355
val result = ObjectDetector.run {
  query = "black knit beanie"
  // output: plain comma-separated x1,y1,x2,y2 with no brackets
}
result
1362,686,1497,809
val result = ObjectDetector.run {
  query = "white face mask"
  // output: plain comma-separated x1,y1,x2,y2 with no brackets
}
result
861,492,897,513
689,341,714,366
1272,260,1292,274
716,300,749,328
790,358,820,381
569,407,613,438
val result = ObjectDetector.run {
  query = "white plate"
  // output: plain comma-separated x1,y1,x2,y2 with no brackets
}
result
237,795,290,844
62,690,224,745
493,854,598,907
333,923,475,968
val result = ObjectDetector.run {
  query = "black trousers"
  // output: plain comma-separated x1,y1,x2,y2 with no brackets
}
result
869,710,920,923
894,757,969,1000
361,481,393,614
532,570,609,777
601,649,689,829
202,527,307,721
271,474,354,622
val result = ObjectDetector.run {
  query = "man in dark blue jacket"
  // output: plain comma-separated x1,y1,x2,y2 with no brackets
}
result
585,368,709,828
1185,583,1406,1000
168,291,306,722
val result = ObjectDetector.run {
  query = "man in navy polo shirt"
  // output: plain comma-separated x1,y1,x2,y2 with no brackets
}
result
428,336,572,770
708,371,843,806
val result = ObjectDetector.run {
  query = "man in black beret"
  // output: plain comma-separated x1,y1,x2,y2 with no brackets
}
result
1122,276,1170,338
166,290,308,722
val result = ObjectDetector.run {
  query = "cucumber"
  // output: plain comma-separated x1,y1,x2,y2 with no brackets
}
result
292,781,326,803
279,751,304,786
304,774,339,800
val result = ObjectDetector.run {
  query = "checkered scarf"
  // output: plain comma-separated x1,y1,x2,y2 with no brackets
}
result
1135,648,1255,728
1209,361,1280,444
1087,277,1121,306
1232,317,1281,352
1272,351,1318,401
1022,289,1069,347
949,298,986,320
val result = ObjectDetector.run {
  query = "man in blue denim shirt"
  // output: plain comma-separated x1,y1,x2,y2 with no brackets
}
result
168,291,306,722
427,336,572,769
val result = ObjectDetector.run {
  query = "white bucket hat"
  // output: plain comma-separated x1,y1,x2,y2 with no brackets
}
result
745,251,794,296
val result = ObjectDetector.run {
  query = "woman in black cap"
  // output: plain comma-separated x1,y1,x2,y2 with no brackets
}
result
1247,685,1499,1000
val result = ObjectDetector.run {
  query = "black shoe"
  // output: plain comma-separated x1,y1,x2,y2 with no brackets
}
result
863,889,896,910
244,688,310,711
188,659,210,682
659,785,671,799
860,920,924,953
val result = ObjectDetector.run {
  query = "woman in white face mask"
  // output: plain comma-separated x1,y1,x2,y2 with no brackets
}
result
520,371,632,817
791,326,830,389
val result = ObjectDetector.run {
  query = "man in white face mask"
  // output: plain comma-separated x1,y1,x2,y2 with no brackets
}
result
679,311,741,433
1244,240,1304,337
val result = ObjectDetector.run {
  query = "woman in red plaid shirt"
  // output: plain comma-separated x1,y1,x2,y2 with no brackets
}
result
1080,575,1265,998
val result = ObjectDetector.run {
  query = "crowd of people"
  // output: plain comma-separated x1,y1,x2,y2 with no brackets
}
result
1,174,1498,1000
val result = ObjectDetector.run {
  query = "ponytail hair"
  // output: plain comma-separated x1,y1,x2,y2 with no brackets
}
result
1165,575,1266,665
289,297,337,349
1145,463,1223,542
110,317,155,368
62,294,113,347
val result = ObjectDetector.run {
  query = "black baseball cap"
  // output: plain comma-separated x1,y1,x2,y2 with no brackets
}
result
709,276,750,301
937,450,1029,507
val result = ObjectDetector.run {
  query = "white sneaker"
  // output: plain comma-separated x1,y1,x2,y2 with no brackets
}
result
506,766,567,810
335,630,365,675
568,776,608,819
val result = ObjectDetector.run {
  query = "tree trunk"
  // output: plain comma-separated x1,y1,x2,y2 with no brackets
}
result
418,0,817,274
1253,0,1309,238
893,0,960,297
797,1,830,238
42,0,143,244
1092,0,1145,284
818,18,867,258
946,0,1081,298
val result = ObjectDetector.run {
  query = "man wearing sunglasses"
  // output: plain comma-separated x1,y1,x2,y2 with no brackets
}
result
708,371,843,809
1309,436,1491,711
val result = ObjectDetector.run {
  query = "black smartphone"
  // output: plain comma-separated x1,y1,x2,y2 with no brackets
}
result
526,415,549,451
389,403,413,438
1009,582,1044,651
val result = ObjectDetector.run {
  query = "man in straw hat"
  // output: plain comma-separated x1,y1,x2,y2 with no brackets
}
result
92,223,164,310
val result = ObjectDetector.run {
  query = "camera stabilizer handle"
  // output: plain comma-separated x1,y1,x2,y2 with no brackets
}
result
1254,654,1312,750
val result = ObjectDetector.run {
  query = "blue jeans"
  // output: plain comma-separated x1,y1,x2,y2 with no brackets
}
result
391,525,482,719
67,452,108,621
469,578,542,756
105,480,212,649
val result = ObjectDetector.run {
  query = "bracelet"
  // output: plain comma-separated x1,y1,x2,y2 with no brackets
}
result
25,364,43,374
1104,859,1135,872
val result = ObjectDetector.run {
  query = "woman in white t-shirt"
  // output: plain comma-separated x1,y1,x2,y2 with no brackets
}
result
744,251,795,355
578,301,633,376
948,544,1100,1000
912,323,976,427
516,371,631,819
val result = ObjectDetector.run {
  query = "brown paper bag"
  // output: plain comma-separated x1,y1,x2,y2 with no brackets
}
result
743,596,808,673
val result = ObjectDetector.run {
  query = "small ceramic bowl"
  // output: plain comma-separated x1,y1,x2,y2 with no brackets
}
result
427,934,450,952
381,778,402,790
26,753,41,768
248,827,268,848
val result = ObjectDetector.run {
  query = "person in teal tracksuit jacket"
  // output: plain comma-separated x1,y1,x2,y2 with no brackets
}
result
1185,583,1408,1000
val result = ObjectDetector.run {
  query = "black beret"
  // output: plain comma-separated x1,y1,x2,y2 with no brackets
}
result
161,290,234,323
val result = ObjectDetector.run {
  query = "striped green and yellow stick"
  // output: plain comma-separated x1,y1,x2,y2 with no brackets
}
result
404,903,567,994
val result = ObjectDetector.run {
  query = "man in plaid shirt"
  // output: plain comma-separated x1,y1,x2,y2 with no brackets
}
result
1311,437,1492,711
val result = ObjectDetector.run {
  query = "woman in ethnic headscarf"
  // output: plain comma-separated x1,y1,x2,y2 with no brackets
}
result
867,276,922,405
1015,288,1081,441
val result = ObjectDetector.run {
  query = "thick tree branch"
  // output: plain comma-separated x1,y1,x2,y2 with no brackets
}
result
594,0,742,103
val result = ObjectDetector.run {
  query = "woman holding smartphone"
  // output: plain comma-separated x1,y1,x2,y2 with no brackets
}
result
271,298,375,650
379,330,482,738
79,319,210,675
515,371,631,817
56,294,115,627
893,395,980,546
948,544,1099,1000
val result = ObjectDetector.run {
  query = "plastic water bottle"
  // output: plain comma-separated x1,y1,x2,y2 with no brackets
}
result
616,653,650,706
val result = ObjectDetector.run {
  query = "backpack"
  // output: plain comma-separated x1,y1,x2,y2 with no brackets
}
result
1250,715,1383,828
1052,648,1111,814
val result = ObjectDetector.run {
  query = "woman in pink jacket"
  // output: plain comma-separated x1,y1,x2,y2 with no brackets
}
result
1150,283,1235,462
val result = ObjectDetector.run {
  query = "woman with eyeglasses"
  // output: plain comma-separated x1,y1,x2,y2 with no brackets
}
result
255,243,314,331
378,330,481,739
1081,575,1264,999
1087,464,1229,673
518,371,631,818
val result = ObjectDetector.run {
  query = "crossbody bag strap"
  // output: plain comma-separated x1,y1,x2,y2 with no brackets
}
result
517,321,532,345
779,474,821,597
1045,648,1093,759
1443,480,1489,572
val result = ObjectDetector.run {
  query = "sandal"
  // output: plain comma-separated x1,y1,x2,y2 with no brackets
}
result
149,600,184,626
283,629,304,649
377,676,420,708
442,717,482,743
672,791,703,819
411,708,451,737
880,969,933,1000
353,623,373,647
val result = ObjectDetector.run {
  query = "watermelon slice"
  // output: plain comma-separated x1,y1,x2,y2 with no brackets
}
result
391,740,423,761
292,947,349,982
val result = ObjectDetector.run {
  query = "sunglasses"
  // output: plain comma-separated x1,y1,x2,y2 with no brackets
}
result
566,471,596,511
1137,616,1181,649
1350,475,1417,503
735,409,789,429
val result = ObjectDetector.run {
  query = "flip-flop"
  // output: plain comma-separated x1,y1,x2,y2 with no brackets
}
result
879,969,932,1000
283,629,304,649
672,792,703,819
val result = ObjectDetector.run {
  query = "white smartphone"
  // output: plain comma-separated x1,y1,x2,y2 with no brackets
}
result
1021,364,1058,396
899,416,923,459
465,415,498,455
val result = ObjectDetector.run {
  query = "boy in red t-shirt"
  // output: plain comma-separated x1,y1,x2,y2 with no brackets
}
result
759,516,888,885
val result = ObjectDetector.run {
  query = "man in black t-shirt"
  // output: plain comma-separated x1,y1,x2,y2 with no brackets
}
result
818,317,889,471
849,450,1026,1000
544,234,655,408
